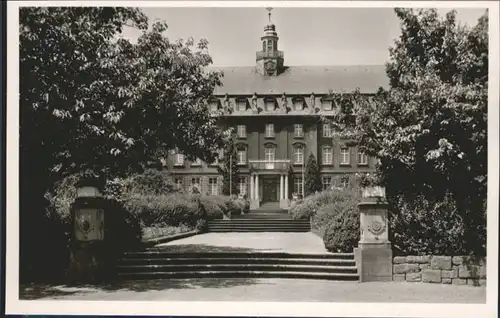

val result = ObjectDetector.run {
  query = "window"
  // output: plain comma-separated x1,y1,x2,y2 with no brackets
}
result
265,124,275,138
209,178,218,195
294,98,304,110
265,99,275,111
237,125,246,138
175,153,184,166
322,177,332,190
323,124,332,137
236,99,246,111
358,152,368,165
238,177,247,195
294,177,303,196
340,147,350,165
294,124,304,138
174,177,183,188
265,147,275,162
267,40,273,52
322,100,333,111
340,176,349,188
322,147,333,165
191,177,200,186
293,146,304,165
237,149,247,165
210,101,218,111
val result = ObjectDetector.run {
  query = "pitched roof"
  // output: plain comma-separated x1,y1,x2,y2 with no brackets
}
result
210,65,389,96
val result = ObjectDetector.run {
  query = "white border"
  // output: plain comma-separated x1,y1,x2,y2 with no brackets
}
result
5,1,499,317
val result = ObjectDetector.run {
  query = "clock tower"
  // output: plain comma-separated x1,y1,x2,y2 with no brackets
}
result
256,8,284,76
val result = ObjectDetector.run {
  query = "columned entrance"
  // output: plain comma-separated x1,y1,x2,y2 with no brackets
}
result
262,176,279,202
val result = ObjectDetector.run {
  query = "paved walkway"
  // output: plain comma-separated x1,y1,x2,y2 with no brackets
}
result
154,232,328,253
20,279,486,303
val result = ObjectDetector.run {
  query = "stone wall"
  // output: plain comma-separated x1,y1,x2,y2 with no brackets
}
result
392,256,486,286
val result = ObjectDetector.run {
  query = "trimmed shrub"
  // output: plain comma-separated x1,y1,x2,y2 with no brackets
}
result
199,195,231,220
323,211,360,253
389,192,486,256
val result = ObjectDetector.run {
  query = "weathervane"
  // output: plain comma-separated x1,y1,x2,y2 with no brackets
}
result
266,7,273,23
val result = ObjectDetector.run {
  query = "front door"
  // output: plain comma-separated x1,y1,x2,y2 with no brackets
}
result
262,177,278,202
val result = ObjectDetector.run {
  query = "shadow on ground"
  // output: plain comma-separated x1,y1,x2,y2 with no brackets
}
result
150,244,281,253
19,278,267,300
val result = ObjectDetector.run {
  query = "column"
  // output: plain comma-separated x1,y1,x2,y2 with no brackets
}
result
279,175,284,200
250,175,254,200
284,175,289,200
255,174,259,201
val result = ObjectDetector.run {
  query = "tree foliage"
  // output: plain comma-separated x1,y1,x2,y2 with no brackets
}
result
330,9,488,255
19,7,227,281
304,153,322,196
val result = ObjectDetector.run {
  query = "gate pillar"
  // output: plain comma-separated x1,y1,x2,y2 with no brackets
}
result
355,187,393,282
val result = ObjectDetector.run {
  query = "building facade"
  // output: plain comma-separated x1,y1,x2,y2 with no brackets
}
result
167,18,387,209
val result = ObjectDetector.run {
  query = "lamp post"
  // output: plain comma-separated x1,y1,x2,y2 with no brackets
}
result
302,147,305,198
230,152,232,197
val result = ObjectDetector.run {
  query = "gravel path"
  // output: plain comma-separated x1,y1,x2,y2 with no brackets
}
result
21,279,486,303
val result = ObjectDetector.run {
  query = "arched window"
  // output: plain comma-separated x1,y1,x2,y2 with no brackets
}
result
267,40,273,52
236,146,247,165
262,41,266,52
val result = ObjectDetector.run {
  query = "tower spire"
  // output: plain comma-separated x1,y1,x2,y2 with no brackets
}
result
266,7,273,24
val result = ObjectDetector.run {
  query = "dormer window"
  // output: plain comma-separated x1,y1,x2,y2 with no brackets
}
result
322,98,333,111
210,100,219,112
235,98,247,111
265,98,276,111
293,97,304,111
175,153,184,166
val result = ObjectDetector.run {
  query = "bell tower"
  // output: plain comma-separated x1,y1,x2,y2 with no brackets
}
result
256,8,284,76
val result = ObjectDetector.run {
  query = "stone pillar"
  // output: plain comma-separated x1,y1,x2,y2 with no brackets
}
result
355,190,392,282
250,174,254,200
279,175,284,199
250,174,260,209
284,175,289,199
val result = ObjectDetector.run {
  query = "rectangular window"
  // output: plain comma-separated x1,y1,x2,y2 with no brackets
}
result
294,177,303,196
340,176,349,188
237,125,246,138
294,147,304,165
265,147,275,162
191,177,200,186
237,149,247,165
294,124,304,138
340,148,350,165
323,124,332,137
209,178,218,195
266,124,275,138
322,177,332,190
358,152,368,165
175,153,184,166
238,177,247,195
322,147,333,164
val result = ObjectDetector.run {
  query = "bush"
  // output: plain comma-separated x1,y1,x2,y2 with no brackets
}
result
389,192,486,256
199,195,231,220
323,211,360,253
290,188,360,220
142,224,193,241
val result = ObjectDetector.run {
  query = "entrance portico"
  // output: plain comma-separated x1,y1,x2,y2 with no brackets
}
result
248,160,290,209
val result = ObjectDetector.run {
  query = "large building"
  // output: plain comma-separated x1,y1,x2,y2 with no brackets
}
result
167,14,388,209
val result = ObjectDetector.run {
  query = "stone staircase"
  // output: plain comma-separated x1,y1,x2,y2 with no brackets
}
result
116,250,359,281
207,203,310,232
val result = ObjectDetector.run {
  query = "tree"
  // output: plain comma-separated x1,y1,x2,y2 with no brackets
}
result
329,9,488,256
304,153,322,196
19,7,228,281
218,139,239,196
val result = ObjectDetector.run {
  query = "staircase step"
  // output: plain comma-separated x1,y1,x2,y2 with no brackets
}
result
124,251,355,259
117,271,359,281
118,257,356,266
117,263,357,272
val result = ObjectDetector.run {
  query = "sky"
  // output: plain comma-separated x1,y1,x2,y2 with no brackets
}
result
122,7,487,67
